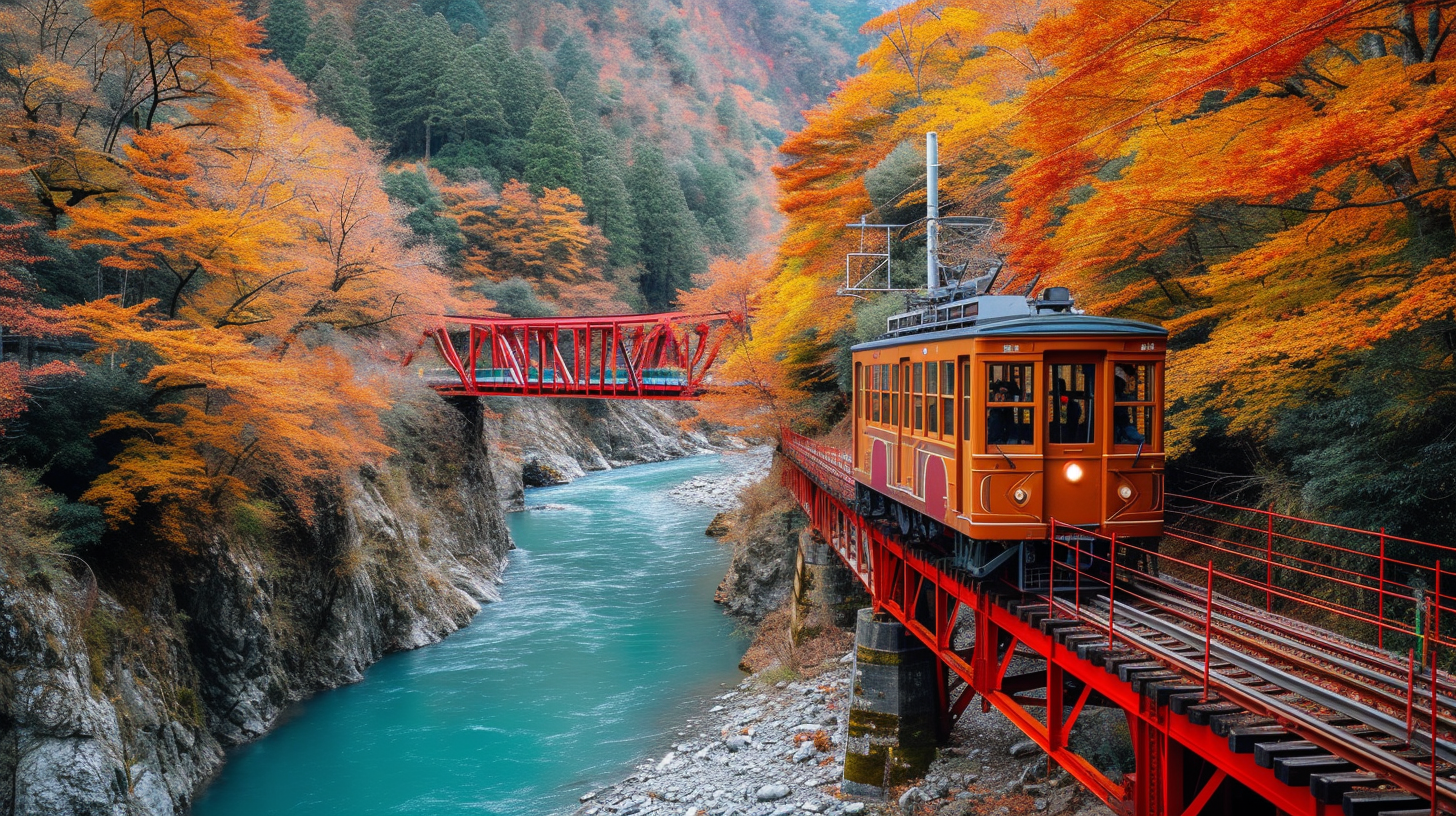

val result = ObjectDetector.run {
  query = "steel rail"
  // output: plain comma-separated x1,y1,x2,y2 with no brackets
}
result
1069,595,1456,806
1137,577,1456,714
1124,581,1456,747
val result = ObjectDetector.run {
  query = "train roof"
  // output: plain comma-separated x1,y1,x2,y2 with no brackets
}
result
851,312,1167,353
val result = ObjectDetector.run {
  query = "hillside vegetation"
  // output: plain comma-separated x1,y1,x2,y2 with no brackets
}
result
0,0,871,556
734,0,1456,542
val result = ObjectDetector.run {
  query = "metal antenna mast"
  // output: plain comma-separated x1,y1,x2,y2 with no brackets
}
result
926,131,939,294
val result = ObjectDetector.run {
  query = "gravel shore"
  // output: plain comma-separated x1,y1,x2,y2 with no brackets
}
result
667,447,774,511
564,652,1116,816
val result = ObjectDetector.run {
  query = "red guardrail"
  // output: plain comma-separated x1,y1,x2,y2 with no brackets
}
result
779,429,854,503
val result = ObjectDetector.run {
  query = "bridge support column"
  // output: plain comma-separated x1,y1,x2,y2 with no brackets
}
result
842,608,940,798
792,531,872,640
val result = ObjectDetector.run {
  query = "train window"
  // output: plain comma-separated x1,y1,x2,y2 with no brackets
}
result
926,362,938,395
986,363,1036,446
914,395,923,431
927,393,938,433
1112,363,1156,446
941,362,954,395
941,396,954,437
913,363,923,393
1048,364,1096,444
856,363,864,419
962,362,972,441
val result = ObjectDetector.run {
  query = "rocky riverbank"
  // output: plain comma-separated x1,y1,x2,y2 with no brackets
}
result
487,399,744,511
0,397,514,815
565,648,1116,816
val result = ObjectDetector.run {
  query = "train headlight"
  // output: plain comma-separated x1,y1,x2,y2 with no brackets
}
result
1118,485,1133,500
1064,463,1084,483
1013,488,1028,504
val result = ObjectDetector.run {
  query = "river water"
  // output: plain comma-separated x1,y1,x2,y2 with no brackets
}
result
190,455,747,816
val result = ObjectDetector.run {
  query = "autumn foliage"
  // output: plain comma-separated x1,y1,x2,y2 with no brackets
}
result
758,0,1456,475
0,0,467,545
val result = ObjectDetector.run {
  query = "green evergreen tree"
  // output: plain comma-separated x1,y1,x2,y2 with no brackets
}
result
357,9,461,155
552,35,596,91
627,145,707,310
295,12,346,83
423,0,489,32
563,69,601,124
381,170,465,260
496,43,550,139
689,159,747,255
523,89,584,192
437,44,508,145
263,0,311,70
581,154,641,269
312,61,375,139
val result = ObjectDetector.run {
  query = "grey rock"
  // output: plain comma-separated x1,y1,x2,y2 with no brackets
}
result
726,735,752,752
843,804,866,815
898,786,927,811
1009,740,1042,758
792,743,816,763
1035,799,1049,812
756,784,791,801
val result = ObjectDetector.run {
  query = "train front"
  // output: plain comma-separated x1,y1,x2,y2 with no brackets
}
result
850,287,1168,588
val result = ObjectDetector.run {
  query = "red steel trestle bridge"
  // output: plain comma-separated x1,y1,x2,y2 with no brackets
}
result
780,430,1456,816
416,312,1456,816
412,311,742,400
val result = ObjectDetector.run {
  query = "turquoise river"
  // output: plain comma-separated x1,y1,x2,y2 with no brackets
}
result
190,455,748,815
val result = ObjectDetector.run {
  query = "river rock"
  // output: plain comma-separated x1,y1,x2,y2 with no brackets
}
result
725,735,751,752
755,783,791,801
844,804,866,815
791,743,816,763
1010,740,1042,758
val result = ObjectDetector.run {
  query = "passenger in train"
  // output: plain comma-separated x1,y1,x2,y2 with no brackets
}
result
987,381,1018,444
1113,367,1146,444
1050,378,1082,443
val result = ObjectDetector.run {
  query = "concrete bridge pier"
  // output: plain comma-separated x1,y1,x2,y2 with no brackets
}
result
841,607,940,798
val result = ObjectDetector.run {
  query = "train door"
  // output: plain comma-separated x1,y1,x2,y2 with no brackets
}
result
896,357,914,492
1044,355,1103,526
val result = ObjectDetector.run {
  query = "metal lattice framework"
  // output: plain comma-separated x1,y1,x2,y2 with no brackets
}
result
414,311,742,400
779,429,1456,816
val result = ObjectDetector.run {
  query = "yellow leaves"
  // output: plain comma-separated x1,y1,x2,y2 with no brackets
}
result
69,297,394,535
448,180,606,299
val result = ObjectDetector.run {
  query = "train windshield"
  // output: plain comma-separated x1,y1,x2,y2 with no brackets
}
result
1048,363,1095,444
1113,362,1156,446
985,363,1034,445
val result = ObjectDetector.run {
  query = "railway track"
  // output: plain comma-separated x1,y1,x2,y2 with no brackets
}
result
1012,577,1456,815
776,435,1456,814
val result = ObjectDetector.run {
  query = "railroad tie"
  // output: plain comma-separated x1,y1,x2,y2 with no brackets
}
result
1254,741,1325,769
1130,671,1182,696
1187,701,1243,725
1211,712,1276,738
1227,725,1294,754
1150,683,1204,707
1341,789,1425,816
1273,755,1355,786
1309,771,1384,804
1168,692,1222,715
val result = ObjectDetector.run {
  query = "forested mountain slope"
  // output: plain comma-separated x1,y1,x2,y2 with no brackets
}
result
0,0,873,811
257,0,874,310
731,0,1456,543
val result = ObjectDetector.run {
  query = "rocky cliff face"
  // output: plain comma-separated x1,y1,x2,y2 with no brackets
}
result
0,398,513,816
486,398,725,510
714,462,806,623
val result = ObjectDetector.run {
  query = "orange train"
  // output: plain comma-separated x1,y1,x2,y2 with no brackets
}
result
850,286,1167,590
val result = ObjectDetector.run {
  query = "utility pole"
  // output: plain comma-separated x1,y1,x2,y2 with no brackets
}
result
926,131,939,294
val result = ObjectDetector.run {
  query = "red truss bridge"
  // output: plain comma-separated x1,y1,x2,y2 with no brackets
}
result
781,429,1456,816
415,311,742,400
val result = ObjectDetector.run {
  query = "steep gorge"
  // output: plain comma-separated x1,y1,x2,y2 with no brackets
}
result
0,398,513,815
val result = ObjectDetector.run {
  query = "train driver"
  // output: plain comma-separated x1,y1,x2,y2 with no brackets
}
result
1113,366,1146,444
